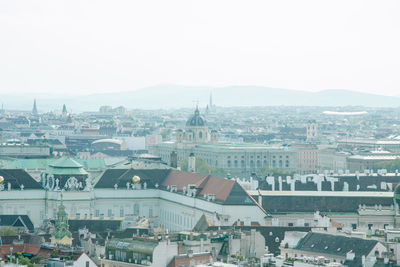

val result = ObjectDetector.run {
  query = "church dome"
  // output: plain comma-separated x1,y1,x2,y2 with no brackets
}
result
186,107,206,127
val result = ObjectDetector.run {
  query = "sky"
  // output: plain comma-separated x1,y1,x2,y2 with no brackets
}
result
0,0,399,96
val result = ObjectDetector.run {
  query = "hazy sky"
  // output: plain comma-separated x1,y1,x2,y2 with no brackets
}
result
1,0,399,96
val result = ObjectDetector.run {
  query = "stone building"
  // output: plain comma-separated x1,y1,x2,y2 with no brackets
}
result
149,107,296,174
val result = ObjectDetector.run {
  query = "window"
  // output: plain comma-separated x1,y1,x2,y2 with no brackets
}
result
368,224,373,230
352,224,357,230
95,210,99,217
108,209,112,217
120,207,124,217
227,160,231,168
133,203,140,215
86,261,89,267
234,160,238,168
149,208,153,217
199,131,202,139
288,223,293,227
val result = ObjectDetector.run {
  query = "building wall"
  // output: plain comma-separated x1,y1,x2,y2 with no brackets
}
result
0,145,50,157
0,189,267,231
149,143,297,173
318,150,348,172
296,148,318,174
73,253,97,267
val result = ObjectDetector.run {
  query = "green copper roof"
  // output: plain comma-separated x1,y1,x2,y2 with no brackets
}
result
1,158,106,170
52,196,72,239
49,157,84,168
47,157,88,176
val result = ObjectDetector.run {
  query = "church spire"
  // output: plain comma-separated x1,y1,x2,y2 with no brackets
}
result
62,104,67,115
32,99,38,115
51,193,73,246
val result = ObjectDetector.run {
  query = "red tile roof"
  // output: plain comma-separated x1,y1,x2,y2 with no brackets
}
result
198,176,235,202
164,170,236,202
0,243,51,259
163,170,209,190
168,253,214,267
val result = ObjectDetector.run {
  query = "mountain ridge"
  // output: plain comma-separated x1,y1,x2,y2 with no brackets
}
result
0,85,398,112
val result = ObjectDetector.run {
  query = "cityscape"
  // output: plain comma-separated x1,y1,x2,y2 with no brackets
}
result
0,98,400,266
1,0,400,266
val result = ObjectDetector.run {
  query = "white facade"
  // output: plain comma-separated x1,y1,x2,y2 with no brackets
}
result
0,188,267,232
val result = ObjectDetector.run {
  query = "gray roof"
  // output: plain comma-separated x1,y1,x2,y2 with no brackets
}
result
295,232,379,258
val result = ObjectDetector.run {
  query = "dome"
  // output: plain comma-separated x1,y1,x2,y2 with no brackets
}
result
186,107,206,127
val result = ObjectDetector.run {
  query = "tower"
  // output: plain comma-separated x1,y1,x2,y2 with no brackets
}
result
185,106,209,143
62,104,67,116
32,99,38,115
306,120,318,141
210,130,219,144
188,153,196,172
51,194,73,246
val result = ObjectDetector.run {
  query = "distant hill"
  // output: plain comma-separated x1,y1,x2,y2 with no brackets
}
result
1,85,399,112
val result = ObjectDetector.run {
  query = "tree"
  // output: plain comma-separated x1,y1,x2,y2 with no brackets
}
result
377,158,400,172
0,226,18,236
18,256,33,267
258,166,295,177
180,157,226,176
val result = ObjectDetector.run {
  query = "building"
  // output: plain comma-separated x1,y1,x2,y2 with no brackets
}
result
347,153,400,172
280,231,387,266
50,195,73,246
292,144,318,174
306,120,317,141
0,163,268,232
317,148,348,173
149,108,296,174
101,238,178,267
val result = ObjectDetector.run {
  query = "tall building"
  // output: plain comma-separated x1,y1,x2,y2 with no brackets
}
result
62,104,68,116
306,120,317,141
32,99,38,115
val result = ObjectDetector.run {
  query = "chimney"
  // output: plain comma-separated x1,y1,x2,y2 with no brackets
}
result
188,153,196,172
346,251,355,261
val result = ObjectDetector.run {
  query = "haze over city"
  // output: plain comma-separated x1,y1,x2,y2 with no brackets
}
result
1,1,400,267
1,0,400,97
